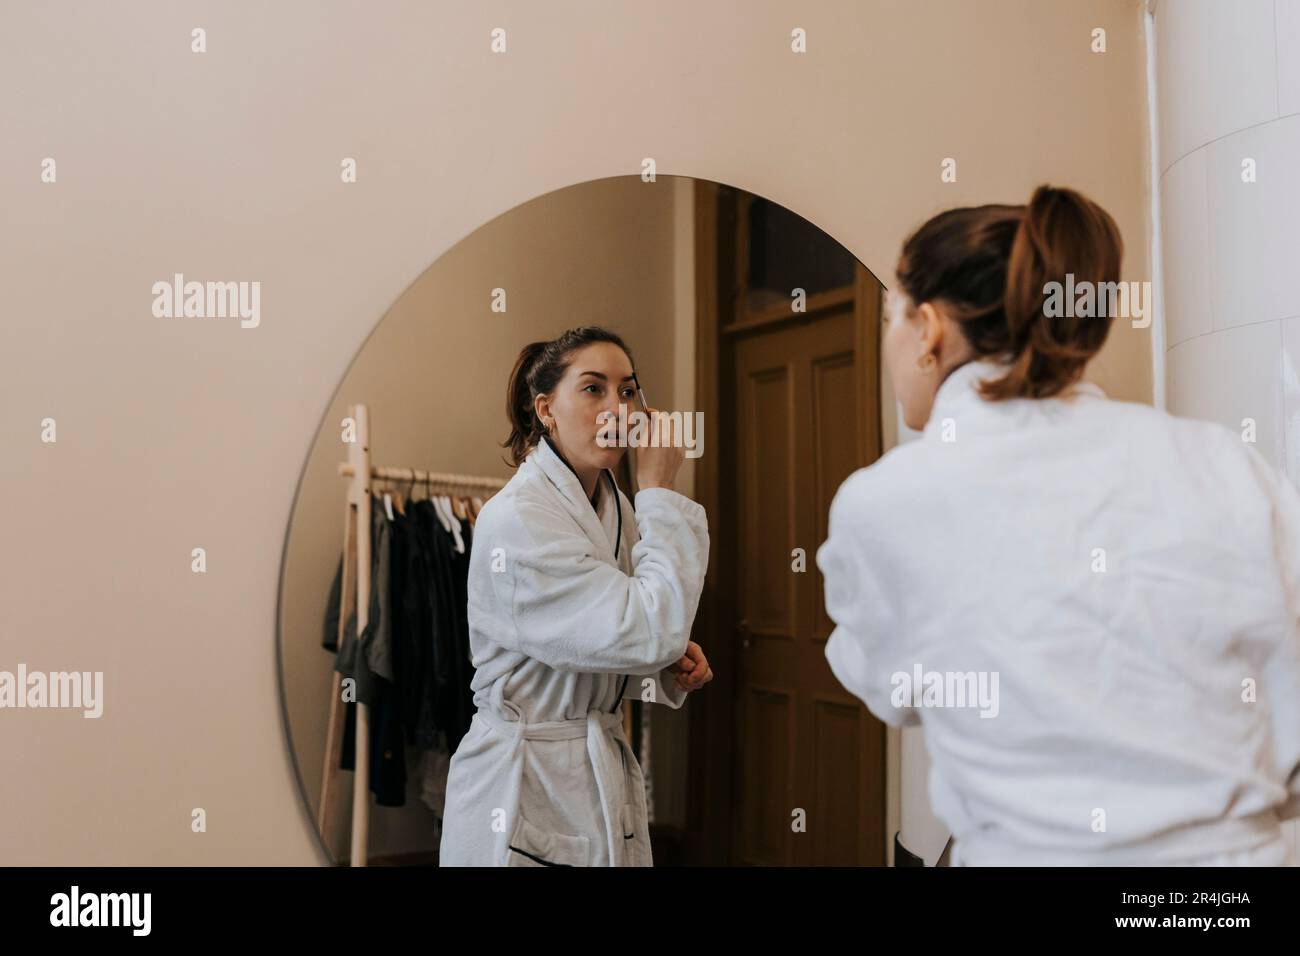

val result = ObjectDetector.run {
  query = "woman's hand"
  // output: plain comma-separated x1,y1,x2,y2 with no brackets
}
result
634,407,686,491
667,641,713,692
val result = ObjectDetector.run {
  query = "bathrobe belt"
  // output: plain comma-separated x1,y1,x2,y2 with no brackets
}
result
475,704,634,866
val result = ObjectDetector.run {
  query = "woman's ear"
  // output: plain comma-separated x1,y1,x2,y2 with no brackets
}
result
916,301,946,356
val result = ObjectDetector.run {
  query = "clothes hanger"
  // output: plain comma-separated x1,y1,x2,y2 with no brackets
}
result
465,496,482,527
439,493,465,554
421,470,436,515
392,471,413,517
428,488,451,534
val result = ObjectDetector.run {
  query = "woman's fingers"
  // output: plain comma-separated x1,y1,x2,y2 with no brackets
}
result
676,643,704,672
676,666,712,691
667,644,712,691
683,656,712,690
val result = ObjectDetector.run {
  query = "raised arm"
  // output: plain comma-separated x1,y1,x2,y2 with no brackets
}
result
476,487,709,675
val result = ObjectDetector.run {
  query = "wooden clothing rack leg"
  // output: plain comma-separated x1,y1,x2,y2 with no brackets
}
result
318,404,374,865
316,470,355,857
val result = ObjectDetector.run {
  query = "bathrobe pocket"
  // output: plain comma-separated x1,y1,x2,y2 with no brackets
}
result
507,815,590,867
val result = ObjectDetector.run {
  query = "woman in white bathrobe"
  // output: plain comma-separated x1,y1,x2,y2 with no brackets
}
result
440,327,713,867
818,185,1300,866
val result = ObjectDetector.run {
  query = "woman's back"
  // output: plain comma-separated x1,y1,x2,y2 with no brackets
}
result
820,357,1300,864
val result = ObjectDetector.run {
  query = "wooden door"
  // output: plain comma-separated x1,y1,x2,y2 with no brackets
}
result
729,305,884,865
687,181,886,866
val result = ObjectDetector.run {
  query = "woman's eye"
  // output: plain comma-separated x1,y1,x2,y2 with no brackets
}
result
584,384,601,394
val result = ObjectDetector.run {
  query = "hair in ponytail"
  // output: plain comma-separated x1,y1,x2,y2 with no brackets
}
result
895,184,1123,400
503,326,634,467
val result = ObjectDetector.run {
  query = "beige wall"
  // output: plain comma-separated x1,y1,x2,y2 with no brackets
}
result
0,0,1151,864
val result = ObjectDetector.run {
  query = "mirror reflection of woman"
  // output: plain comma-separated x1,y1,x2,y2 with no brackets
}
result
440,326,713,867
819,185,1300,866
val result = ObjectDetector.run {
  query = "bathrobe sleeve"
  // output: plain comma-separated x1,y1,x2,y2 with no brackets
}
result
494,487,710,676
619,488,693,710
816,473,919,728
1244,445,1300,819
634,669,690,710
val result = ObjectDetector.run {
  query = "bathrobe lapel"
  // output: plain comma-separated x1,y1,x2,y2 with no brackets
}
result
529,435,623,568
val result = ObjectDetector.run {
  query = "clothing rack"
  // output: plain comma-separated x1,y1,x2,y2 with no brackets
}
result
319,402,507,866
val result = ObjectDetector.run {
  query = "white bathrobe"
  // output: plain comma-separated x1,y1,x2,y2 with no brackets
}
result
439,436,709,866
817,356,1300,866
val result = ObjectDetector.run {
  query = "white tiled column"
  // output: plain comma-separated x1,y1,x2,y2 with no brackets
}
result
1156,0,1300,856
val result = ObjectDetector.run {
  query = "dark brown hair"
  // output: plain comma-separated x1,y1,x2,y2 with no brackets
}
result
503,326,635,467
895,184,1123,400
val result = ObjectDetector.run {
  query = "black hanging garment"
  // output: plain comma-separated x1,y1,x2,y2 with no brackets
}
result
412,499,472,754
395,501,434,747
401,498,477,755
410,499,446,752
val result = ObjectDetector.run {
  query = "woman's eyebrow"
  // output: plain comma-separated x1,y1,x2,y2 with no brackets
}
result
579,371,635,382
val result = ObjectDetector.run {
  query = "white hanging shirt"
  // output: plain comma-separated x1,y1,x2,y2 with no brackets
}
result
817,356,1300,865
